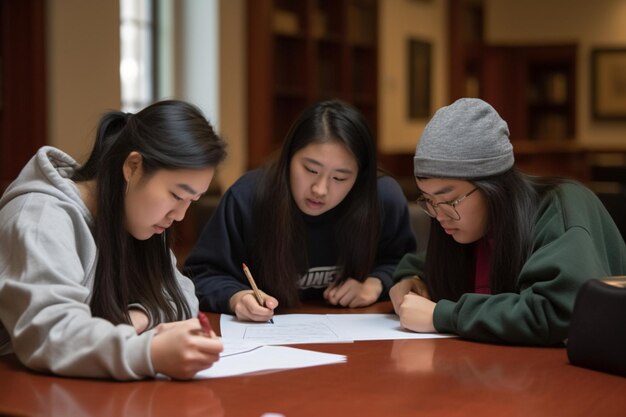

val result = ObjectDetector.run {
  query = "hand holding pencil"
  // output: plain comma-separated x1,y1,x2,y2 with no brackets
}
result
242,263,275,324
228,263,278,322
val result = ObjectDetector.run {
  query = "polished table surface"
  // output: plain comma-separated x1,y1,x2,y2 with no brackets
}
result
1,302,625,417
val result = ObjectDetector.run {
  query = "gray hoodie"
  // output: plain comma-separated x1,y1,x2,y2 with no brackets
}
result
0,147,199,379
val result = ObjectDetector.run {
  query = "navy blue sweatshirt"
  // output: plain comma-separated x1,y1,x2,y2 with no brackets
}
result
185,170,417,313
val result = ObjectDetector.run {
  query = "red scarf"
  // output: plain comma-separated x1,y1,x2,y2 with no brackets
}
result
473,236,493,294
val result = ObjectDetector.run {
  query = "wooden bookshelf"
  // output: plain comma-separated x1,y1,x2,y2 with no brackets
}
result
483,44,577,141
449,0,576,142
246,0,378,168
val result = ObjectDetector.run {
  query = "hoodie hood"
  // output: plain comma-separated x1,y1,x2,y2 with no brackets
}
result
0,146,92,222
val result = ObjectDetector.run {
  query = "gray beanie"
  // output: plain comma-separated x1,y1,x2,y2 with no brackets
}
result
414,98,514,178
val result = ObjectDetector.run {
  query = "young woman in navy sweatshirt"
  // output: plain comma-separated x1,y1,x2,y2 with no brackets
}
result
185,100,416,321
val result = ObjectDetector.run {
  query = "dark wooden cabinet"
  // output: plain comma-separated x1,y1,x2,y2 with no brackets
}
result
246,0,378,168
0,0,47,192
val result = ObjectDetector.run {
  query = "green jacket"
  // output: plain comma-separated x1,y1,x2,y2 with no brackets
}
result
393,183,626,346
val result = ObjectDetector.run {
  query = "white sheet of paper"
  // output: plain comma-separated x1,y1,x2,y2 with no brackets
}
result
194,345,346,379
220,313,455,345
220,339,263,357
220,314,353,345
166,314,452,380
326,314,456,340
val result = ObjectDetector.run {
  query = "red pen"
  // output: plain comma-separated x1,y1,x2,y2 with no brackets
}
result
198,312,213,336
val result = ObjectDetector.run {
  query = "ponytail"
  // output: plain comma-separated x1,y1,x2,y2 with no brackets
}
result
72,112,130,182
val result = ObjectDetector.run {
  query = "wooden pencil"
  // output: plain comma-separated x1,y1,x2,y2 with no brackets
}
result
242,262,274,324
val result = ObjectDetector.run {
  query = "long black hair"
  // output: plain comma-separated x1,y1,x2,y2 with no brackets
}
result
252,99,380,306
72,100,226,325
423,169,562,301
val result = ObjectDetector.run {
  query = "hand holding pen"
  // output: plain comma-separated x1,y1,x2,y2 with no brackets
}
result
228,263,278,322
150,316,223,380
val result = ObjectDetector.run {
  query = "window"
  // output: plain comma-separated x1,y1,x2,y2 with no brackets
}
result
120,0,154,112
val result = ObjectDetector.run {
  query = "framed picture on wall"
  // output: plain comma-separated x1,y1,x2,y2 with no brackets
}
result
591,48,626,120
407,38,432,120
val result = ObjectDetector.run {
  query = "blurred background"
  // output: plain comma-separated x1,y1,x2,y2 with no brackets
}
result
2,0,625,258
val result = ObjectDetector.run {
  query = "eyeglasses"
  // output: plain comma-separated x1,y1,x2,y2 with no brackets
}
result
416,187,479,221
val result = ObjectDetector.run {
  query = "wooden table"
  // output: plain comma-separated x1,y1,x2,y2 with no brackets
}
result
1,302,625,417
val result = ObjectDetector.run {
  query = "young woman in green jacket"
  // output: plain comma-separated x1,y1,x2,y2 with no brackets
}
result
390,98,626,346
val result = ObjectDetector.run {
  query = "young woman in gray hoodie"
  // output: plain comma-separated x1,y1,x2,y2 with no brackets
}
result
0,100,226,380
